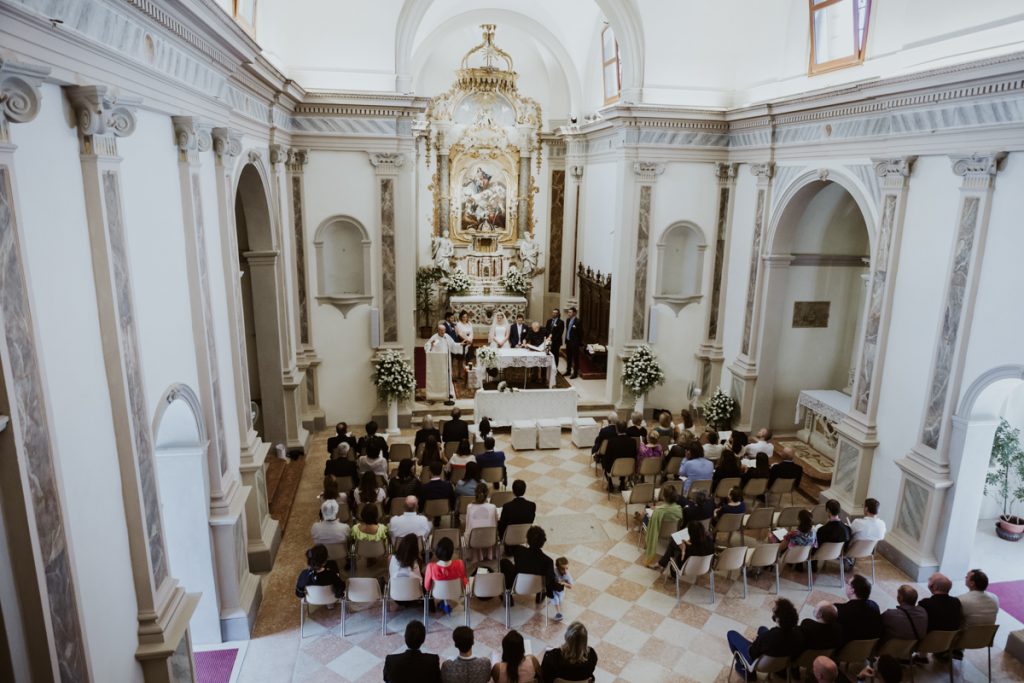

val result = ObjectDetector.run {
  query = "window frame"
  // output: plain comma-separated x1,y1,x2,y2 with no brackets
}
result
233,0,257,36
601,23,621,105
807,0,871,76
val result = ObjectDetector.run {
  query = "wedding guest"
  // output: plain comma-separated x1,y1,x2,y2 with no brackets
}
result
728,430,749,454
327,421,357,454
591,411,620,456
418,462,455,524
311,499,350,546
712,448,742,495
881,585,928,641
746,428,775,457
816,499,851,546
476,417,492,444
492,629,540,683
446,439,475,477
777,509,816,552
295,544,344,600
564,306,582,378
654,411,676,438
551,557,574,622
959,569,1000,626
850,498,887,542
389,496,432,542
500,526,557,598
353,471,386,507
383,620,440,683
357,420,389,459
389,533,423,581
497,480,536,542
800,601,843,652
420,435,445,470
545,308,565,373
388,460,419,502
454,310,474,382
415,415,441,447
741,452,771,487
679,441,713,494
324,442,357,484
424,537,467,615
682,489,715,527
442,408,469,444
713,487,746,526
920,573,962,633
475,436,506,488
443,310,458,342
767,446,804,491
602,421,637,492
678,409,696,438
637,432,663,475
652,519,714,575
626,411,648,440
727,598,804,680
441,626,490,683
836,574,882,645
463,483,498,562
351,504,388,543
641,488,683,561
318,475,343,510
357,444,388,481
540,621,598,683
702,431,725,461
454,461,482,498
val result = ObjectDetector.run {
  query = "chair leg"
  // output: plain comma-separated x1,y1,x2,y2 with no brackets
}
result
504,591,510,629
988,645,992,682
870,555,876,585
341,599,347,637
675,572,681,607
300,601,306,638
806,561,813,590
742,567,748,599
709,571,716,605
839,556,845,588
465,594,471,628
775,563,780,595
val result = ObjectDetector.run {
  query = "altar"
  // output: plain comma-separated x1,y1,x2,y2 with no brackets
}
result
475,347,555,388
794,389,851,460
450,294,527,336
474,388,577,427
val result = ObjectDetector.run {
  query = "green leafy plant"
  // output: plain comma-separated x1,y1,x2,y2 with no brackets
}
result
416,266,444,328
985,418,1024,521
621,345,665,398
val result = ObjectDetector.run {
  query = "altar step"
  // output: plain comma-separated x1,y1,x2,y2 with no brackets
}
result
410,400,617,424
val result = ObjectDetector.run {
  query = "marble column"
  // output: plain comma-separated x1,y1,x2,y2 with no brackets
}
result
0,59,92,683
170,117,261,641
369,152,406,344
211,127,281,573
630,161,663,340
696,162,739,395
547,169,565,295
65,85,198,682
437,140,450,238
727,162,774,430
517,153,532,239
827,158,916,512
561,132,586,302
883,153,1006,580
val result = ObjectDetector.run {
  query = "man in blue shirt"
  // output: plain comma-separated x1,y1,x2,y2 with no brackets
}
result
475,436,506,487
678,442,713,494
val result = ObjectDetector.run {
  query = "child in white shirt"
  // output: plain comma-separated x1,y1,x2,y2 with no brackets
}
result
551,556,574,621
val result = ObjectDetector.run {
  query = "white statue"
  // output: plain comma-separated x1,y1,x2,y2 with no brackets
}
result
517,234,540,276
431,234,455,271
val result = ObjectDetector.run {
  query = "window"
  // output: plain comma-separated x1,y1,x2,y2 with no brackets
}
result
233,0,256,35
601,24,621,105
808,0,871,75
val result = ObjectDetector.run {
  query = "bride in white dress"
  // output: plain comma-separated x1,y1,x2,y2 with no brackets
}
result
488,311,511,348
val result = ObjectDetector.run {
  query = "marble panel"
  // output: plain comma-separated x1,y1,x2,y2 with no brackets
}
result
895,477,929,541
0,166,90,682
740,189,766,356
921,196,978,449
256,466,269,520
731,376,744,409
306,370,315,406
234,518,247,585
631,185,651,339
835,441,859,496
547,170,565,294
169,632,194,683
103,171,169,586
292,177,310,345
379,177,397,343
706,185,729,340
855,194,896,413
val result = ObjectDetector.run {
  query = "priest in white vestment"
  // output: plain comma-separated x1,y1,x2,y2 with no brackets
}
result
425,322,461,400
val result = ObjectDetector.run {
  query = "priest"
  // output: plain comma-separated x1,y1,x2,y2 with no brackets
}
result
424,322,461,403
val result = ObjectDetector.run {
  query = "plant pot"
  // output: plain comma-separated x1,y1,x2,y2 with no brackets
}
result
998,514,1024,534
386,398,400,435
995,519,1024,542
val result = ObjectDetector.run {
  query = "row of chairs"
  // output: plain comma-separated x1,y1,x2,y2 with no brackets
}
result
733,624,1001,682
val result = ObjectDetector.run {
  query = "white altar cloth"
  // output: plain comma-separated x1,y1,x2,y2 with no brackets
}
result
474,388,578,427
476,348,556,388
795,389,851,425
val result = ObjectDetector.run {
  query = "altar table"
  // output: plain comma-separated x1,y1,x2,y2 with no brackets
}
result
474,388,578,427
475,348,556,388
794,389,851,460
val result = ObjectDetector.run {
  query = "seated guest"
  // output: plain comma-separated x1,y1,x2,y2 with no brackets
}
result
492,629,541,683
882,584,928,642
389,496,432,542
389,534,422,581
324,443,357,483
767,446,804,491
959,568,1000,626
419,461,454,503
641,488,683,561
713,487,746,526
850,497,887,543
920,573,962,632
318,475,343,510
497,480,536,541
678,409,696,438
637,432,663,474
746,428,775,457
353,471,386,507
424,537,467,615
454,461,482,498
351,504,388,543
679,442,713,494
415,415,441,447
816,499,851,546
712,448,742,494
602,421,637,492
811,656,848,683
626,411,648,439
702,431,726,461
388,460,419,502
476,417,492,444
446,439,475,476
778,509,816,552
653,411,676,438
727,598,804,680
800,601,843,652
463,483,498,561
327,421,357,454
441,626,490,683
836,574,882,645
420,435,445,470
728,430,749,454
651,519,714,575
475,436,507,487
540,621,598,683
442,407,469,444
311,500,350,546
295,544,344,599
383,620,440,683
741,452,770,487
357,420,389,458
500,526,557,598
357,445,388,481
682,490,715,527
591,411,620,457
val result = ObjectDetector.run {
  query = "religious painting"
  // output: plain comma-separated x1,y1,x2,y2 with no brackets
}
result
458,162,510,234
792,301,831,328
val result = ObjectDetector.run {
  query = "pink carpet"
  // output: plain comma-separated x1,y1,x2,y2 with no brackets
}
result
194,647,238,683
988,580,1024,623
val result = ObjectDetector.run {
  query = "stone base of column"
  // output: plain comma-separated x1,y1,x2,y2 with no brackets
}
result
1006,630,1024,664
696,344,725,397
240,437,281,572
726,359,758,432
298,352,326,433
823,418,879,512
221,570,262,641
282,368,311,453
210,480,263,640
879,451,953,581
136,589,200,683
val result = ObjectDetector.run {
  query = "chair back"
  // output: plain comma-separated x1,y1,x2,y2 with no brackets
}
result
915,629,959,655
444,441,460,457
423,498,451,519
450,467,467,485
775,506,804,528
715,545,747,572
663,456,682,475
355,539,386,559
744,507,775,531
431,577,464,601
811,504,828,525
658,517,677,540
769,477,796,494
511,573,545,596
471,572,506,599
844,539,877,559
467,526,498,550
323,542,348,562
714,477,741,499
336,501,352,523
389,497,406,517
835,638,878,664
491,491,514,507
747,543,780,568
389,442,413,462
553,679,591,683
472,441,486,455
415,443,425,460
715,513,744,534
628,482,655,505
689,479,712,497
638,457,662,477
954,623,999,650
814,541,844,562
458,495,475,516
875,638,916,661
681,553,713,578
742,477,768,498
657,434,673,450
347,577,383,602
304,585,337,606
419,467,434,483
753,654,790,675
388,577,423,602
609,457,634,478
659,480,683,499
501,523,531,547
781,544,812,566
431,528,461,557
792,648,833,671
480,467,504,484
597,440,608,456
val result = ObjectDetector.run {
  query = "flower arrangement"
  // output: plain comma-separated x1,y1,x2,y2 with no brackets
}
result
702,388,737,430
475,346,498,370
621,344,665,398
443,268,473,296
371,350,416,402
500,266,531,295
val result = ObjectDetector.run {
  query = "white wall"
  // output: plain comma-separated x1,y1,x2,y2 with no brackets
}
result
579,160,618,273
719,168,757,392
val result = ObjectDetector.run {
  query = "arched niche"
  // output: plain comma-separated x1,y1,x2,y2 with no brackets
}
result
653,220,706,315
313,215,372,317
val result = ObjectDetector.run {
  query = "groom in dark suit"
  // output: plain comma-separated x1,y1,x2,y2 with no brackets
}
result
564,306,582,378
509,313,528,348
545,308,565,373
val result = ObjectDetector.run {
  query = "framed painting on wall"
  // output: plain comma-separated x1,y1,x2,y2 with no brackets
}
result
792,301,831,328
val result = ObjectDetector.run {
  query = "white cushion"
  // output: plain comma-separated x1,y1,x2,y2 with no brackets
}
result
537,419,562,449
571,417,600,448
511,420,537,450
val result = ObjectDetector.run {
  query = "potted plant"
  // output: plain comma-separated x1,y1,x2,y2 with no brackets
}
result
621,345,665,414
371,350,416,434
416,266,443,338
985,418,1024,540
702,388,737,432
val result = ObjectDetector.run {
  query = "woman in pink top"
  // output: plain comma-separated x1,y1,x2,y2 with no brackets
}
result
423,536,467,615
636,432,663,477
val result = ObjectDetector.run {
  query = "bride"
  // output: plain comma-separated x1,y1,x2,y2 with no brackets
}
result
488,311,511,348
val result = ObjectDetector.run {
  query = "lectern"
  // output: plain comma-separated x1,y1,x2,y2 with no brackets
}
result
425,350,453,402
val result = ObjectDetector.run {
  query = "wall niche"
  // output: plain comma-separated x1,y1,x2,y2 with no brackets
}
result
654,220,706,315
314,215,372,316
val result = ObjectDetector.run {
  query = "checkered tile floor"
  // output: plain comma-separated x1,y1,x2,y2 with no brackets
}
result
236,429,1024,682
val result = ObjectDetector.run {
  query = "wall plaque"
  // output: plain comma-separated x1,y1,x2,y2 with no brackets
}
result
793,301,830,328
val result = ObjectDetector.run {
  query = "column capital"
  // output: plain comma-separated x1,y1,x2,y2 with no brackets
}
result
269,143,288,166
66,85,138,139
569,164,584,181
171,116,211,161
714,162,739,181
286,148,309,173
211,127,242,163
632,161,664,183
950,152,1006,189
0,58,48,138
749,161,775,179
368,152,406,176
872,156,916,179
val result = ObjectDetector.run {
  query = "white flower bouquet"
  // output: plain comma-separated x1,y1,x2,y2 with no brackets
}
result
621,344,665,398
500,266,531,294
475,346,498,369
703,388,737,430
371,350,416,402
444,268,473,295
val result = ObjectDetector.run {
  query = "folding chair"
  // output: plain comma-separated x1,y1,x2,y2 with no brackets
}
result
668,553,714,605
507,573,547,628
714,477,741,500
620,482,655,529
342,578,385,637
767,478,797,508
746,543,781,595
465,572,505,627
607,458,635,499
714,513,745,547
300,585,339,638
384,577,426,635
811,541,845,586
843,539,878,584
714,546,748,598
953,624,999,682
777,544,813,591
428,578,466,627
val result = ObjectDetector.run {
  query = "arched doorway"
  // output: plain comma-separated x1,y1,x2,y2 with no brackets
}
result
234,164,287,446
754,178,872,493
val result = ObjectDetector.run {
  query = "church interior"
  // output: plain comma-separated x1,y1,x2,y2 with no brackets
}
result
2,1,1024,681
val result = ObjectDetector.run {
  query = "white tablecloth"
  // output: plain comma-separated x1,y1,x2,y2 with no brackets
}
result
476,348,556,388
795,389,851,425
474,388,578,427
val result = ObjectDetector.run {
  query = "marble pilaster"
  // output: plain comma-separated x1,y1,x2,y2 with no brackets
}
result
517,153,531,239
0,59,92,683
66,85,198,681
697,162,738,394
630,161,663,341
368,152,406,344
438,144,450,237
547,169,565,294
564,163,584,300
